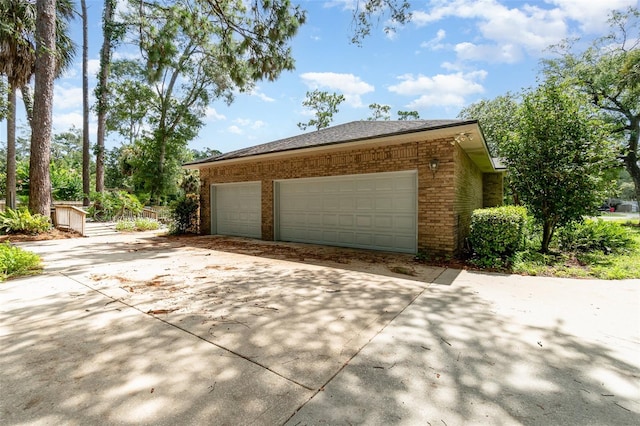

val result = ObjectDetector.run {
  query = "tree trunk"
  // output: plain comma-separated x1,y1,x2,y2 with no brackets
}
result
28,0,56,216
6,85,16,210
20,85,34,128
95,0,116,194
541,219,556,254
81,0,90,206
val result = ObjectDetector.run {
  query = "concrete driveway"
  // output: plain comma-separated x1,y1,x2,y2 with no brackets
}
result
1,231,639,425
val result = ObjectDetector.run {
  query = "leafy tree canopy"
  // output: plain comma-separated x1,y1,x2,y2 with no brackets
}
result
543,6,640,210
502,80,617,252
397,110,419,120
458,92,520,157
350,0,412,46
297,90,345,131
104,0,305,203
367,103,391,121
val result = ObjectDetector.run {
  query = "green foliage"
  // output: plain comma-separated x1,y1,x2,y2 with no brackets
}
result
0,208,51,235
87,191,143,221
502,80,617,252
397,110,420,120
105,0,304,202
350,0,411,46
367,103,391,121
543,7,640,210
458,92,520,158
115,217,160,232
557,219,636,254
0,243,41,281
50,163,83,201
468,206,528,267
169,194,199,234
297,90,345,131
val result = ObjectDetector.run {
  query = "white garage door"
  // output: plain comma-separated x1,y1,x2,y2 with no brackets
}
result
211,182,261,238
276,171,417,253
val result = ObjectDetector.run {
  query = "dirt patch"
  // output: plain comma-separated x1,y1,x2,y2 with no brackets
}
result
0,228,81,243
152,234,460,283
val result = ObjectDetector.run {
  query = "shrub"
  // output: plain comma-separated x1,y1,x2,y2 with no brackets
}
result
0,208,51,235
169,194,199,234
87,191,144,221
0,243,41,280
468,206,528,264
557,219,636,254
115,218,161,232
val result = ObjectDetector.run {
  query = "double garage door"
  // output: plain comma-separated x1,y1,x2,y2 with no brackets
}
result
211,170,417,253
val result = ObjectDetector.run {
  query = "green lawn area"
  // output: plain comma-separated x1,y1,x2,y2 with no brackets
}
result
510,221,640,280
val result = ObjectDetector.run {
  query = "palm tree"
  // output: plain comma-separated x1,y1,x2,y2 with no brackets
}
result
0,0,76,210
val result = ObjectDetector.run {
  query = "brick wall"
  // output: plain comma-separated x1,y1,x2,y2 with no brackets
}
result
199,136,491,256
453,143,484,254
483,172,504,207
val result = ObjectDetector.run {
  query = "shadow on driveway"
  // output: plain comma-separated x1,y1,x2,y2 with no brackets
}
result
2,234,638,425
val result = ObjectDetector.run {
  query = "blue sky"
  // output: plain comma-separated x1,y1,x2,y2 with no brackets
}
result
2,0,638,155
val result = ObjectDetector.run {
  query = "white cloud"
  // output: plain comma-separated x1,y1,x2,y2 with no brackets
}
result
249,87,275,102
228,125,242,135
421,29,447,50
411,0,636,64
227,119,265,135
300,72,374,107
52,111,83,131
53,85,83,110
87,59,101,77
388,71,487,108
455,41,523,64
546,0,638,33
205,107,226,121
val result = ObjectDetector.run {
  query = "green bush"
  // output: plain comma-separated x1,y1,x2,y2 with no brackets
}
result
87,191,144,221
0,243,41,280
469,206,528,264
169,194,199,234
115,217,161,232
557,219,636,254
0,208,51,235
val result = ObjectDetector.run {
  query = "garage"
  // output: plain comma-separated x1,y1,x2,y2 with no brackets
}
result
276,171,417,253
211,182,261,238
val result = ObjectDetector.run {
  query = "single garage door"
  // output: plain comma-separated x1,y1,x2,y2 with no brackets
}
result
211,182,261,238
276,171,417,253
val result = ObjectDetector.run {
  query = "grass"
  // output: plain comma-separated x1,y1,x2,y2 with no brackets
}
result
115,218,161,232
509,221,640,279
0,243,42,281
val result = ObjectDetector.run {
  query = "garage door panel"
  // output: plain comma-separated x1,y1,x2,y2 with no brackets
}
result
395,215,416,230
213,182,261,238
355,215,373,227
278,171,417,253
374,215,393,229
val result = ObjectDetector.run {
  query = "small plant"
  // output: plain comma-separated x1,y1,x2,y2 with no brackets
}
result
557,219,636,254
0,208,51,235
414,249,430,263
0,243,41,281
115,218,160,232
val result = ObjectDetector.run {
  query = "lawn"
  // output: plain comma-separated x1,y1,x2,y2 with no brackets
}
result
509,220,640,280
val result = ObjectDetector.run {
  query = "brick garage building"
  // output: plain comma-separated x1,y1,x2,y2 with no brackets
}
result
185,120,504,256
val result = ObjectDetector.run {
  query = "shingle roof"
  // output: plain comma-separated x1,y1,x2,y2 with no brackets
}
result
186,119,476,165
